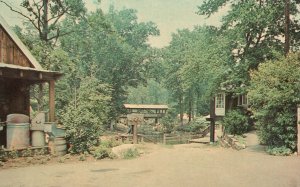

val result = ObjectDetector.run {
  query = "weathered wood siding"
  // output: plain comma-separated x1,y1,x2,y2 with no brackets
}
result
0,26,33,67
0,79,30,147
0,79,30,121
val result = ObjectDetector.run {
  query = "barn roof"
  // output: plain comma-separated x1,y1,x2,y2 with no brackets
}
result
0,15,42,70
124,104,168,110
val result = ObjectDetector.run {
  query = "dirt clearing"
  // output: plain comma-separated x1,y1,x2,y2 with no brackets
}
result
0,133,300,187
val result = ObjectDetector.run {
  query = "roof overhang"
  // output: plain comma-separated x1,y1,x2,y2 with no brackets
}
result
124,104,168,110
0,63,62,83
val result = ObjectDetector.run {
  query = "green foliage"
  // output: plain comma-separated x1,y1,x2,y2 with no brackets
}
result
249,53,300,151
161,109,177,133
92,145,116,160
100,139,122,149
60,8,160,119
266,146,293,156
8,150,19,159
163,26,231,119
197,0,300,99
62,76,112,154
122,148,140,159
175,117,208,133
18,0,86,43
223,109,250,135
126,79,170,105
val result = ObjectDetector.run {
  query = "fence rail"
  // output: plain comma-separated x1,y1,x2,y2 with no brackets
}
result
119,126,210,145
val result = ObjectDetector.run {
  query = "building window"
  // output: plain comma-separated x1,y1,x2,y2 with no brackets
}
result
238,94,248,106
215,93,225,108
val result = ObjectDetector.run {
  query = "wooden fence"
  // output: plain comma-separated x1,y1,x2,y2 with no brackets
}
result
119,126,211,145
163,126,211,145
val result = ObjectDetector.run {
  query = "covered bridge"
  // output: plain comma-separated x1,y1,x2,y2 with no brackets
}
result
123,104,168,123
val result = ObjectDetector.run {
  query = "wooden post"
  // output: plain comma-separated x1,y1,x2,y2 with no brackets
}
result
127,114,143,144
132,124,138,144
297,105,300,155
49,80,55,122
210,97,216,143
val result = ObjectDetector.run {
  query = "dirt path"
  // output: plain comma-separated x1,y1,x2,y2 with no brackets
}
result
0,133,300,187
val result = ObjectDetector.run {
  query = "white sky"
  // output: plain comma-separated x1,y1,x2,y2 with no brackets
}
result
0,0,227,48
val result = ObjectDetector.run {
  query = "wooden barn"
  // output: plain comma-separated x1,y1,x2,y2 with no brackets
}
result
0,15,62,147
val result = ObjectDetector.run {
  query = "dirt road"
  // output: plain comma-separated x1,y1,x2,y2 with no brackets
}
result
0,133,300,187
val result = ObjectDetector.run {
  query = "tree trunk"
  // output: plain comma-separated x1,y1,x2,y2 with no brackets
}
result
42,0,49,41
179,95,183,126
284,0,290,56
188,95,192,122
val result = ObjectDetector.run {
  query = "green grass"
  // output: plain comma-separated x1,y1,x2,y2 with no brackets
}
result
122,148,140,159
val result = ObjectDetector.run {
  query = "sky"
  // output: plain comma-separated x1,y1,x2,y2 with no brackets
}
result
0,0,227,48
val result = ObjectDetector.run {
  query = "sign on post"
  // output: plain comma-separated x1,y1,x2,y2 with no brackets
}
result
127,114,144,144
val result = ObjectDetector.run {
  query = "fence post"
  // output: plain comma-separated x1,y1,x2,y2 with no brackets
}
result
163,134,166,144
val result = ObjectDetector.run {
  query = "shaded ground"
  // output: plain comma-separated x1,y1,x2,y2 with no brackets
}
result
0,132,300,187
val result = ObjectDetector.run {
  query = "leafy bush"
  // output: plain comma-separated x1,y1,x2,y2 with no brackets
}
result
62,76,112,154
100,139,122,148
122,148,140,159
222,109,250,135
92,145,116,159
249,53,300,151
161,108,177,133
266,146,293,156
175,117,208,133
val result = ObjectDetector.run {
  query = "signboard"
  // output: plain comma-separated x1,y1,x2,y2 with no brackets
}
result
127,114,144,126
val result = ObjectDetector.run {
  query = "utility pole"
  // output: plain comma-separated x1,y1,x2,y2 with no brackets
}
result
284,0,290,56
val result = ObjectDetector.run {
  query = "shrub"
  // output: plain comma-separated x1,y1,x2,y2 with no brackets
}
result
222,109,250,135
266,146,293,156
249,53,300,151
62,76,112,154
175,117,208,133
161,108,177,133
122,148,140,159
92,146,116,159
100,139,121,148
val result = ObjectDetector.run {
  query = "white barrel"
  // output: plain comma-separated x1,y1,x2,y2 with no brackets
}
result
49,137,67,156
31,131,45,147
6,114,29,123
6,123,30,149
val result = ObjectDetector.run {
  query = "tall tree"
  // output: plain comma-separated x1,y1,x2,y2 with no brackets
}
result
1,0,86,44
60,8,160,120
163,26,231,122
197,0,300,97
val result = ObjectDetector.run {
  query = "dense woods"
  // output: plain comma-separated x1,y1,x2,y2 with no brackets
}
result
2,0,300,154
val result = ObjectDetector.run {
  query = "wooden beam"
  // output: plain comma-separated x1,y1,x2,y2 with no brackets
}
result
49,80,55,122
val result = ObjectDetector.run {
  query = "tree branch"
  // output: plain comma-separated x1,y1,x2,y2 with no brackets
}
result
0,1,39,28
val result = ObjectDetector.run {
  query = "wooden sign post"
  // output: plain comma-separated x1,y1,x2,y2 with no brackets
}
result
127,114,144,144
209,97,216,143
297,105,300,155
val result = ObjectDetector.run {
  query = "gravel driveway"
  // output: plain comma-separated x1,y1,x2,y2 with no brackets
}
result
0,132,300,187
